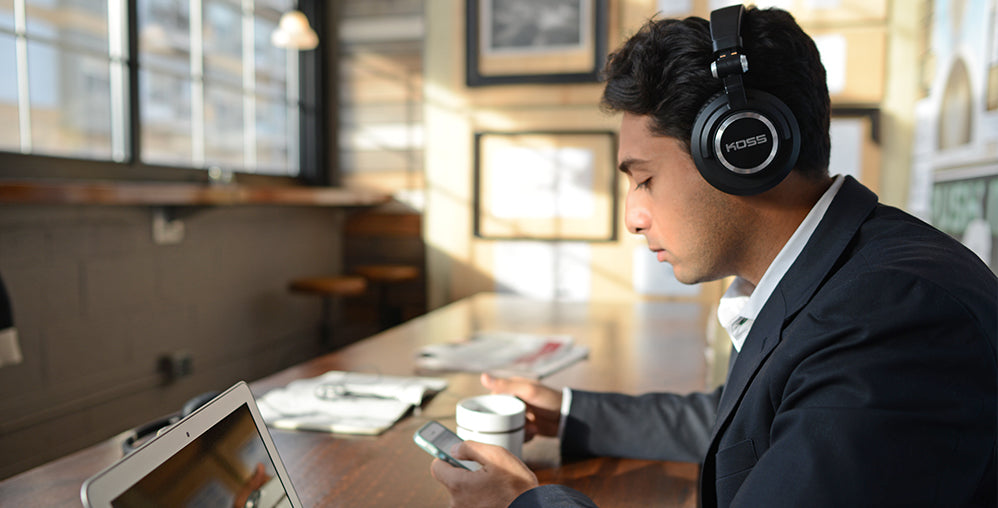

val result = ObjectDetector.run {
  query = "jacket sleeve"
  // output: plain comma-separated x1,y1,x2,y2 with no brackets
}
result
562,386,721,463
509,485,598,508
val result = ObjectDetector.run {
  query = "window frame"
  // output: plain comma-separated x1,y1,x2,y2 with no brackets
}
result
0,0,330,186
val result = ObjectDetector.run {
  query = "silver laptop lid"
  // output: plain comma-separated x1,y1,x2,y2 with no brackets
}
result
81,381,303,508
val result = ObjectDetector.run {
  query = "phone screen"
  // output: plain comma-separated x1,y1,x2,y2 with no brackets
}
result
414,421,481,471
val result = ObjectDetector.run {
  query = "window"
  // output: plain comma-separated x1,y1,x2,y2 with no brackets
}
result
0,0,320,181
0,0,122,160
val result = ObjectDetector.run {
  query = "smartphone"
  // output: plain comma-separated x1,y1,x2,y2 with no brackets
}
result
413,421,481,471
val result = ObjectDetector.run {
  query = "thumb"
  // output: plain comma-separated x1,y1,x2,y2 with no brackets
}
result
451,439,502,464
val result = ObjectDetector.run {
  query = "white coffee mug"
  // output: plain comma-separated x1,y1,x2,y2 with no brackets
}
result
455,394,526,458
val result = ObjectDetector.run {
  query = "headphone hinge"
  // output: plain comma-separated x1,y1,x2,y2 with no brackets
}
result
722,74,748,109
710,51,749,79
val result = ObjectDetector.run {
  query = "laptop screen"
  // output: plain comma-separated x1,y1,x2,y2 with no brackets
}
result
111,403,292,508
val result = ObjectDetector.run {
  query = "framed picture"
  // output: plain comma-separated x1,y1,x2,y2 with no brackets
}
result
465,0,608,86
474,131,618,241
829,107,881,190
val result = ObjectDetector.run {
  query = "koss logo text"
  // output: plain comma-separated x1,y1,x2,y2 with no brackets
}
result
724,134,768,153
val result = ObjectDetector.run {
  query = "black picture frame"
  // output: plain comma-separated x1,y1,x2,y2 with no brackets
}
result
465,0,608,87
473,131,618,241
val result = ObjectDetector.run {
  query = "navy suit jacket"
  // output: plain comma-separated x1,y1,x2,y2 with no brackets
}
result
512,177,997,507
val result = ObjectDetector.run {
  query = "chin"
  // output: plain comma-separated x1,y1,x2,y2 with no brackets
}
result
672,266,717,286
670,267,698,286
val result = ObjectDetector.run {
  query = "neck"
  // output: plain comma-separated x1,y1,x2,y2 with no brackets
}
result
735,173,833,286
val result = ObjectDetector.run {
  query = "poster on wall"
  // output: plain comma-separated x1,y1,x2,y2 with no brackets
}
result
910,0,998,270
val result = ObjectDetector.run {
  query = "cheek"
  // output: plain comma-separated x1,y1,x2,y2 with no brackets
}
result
657,181,728,250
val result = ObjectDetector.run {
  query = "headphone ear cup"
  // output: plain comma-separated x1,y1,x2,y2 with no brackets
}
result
691,89,800,196
690,91,728,184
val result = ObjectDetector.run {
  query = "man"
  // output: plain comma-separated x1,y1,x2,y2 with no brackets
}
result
431,5,997,507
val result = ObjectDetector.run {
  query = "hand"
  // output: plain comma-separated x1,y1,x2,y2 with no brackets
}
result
232,462,270,508
481,373,563,441
431,440,538,508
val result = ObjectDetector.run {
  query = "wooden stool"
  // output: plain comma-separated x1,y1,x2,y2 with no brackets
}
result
289,275,367,348
352,264,420,330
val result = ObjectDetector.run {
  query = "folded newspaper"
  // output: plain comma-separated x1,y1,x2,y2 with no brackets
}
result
416,331,589,379
256,370,447,435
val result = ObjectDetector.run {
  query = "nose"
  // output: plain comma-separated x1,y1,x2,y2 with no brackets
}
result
625,190,651,235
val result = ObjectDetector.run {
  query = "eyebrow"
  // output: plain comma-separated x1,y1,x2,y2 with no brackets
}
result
617,157,645,175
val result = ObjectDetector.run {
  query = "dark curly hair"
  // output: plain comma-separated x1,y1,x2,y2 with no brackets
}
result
601,7,830,178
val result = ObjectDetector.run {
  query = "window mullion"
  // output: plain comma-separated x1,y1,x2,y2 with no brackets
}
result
13,0,30,153
189,0,205,167
286,26,300,178
108,0,127,162
242,0,255,171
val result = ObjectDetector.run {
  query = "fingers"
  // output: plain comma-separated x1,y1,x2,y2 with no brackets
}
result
430,441,539,508
523,422,538,442
430,457,464,486
480,373,564,440
481,373,549,404
481,372,525,394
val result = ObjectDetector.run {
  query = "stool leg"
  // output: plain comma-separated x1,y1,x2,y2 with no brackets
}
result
372,284,403,330
320,295,334,348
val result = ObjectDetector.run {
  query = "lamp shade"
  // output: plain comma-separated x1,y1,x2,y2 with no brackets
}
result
271,10,318,50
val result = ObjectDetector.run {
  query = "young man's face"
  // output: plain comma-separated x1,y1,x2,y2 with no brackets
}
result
618,113,748,285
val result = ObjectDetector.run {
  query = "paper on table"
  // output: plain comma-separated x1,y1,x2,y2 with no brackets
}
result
256,371,447,435
415,331,589,379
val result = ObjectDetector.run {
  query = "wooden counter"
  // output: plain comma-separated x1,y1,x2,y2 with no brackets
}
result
0,293,711,507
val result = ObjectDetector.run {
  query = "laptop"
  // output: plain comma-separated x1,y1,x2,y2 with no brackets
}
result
81,381,303,508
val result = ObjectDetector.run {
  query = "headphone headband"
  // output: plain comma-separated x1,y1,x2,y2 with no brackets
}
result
709,5,744,54
709,5,749,107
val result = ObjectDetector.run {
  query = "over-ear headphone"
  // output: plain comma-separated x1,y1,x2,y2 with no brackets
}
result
690,5,800,196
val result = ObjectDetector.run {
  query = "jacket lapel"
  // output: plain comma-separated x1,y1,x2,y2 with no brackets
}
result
708,176,879,443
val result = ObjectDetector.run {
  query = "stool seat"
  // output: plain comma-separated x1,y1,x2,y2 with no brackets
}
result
289,275,368,349
353,264,420,283
351,264,421,330
289,275,367,296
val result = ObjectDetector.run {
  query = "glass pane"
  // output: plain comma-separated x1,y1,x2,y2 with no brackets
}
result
0,32,18,151
204,83,243,167
137,0,190,59
26,0,108,54
0,0,13,32
254,16,285,87
140,69,192,166
255,0,293,12
204,0,241,86
28,41,112,158
255,96,289,173
141,50,188,76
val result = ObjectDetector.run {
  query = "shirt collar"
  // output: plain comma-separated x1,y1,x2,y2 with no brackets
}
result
719,175,846,352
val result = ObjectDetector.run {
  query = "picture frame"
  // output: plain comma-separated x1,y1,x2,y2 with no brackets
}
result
829,107,881,190
473,131,618,241
465,0,608,87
